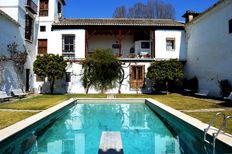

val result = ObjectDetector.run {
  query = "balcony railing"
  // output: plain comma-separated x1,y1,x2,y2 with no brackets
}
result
25,0,38,14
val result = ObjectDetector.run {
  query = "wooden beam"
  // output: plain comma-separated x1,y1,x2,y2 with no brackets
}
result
118,30,122,56
85,30,89,57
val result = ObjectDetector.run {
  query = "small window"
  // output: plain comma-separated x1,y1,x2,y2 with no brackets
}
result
40,0,49,16
166,38,175,51
141,42,150,49
36,75,45,82
112,44,119,49
62,35,75,52
25,15,34,41
229,19,232,34
66,72,71,82
38,39,47,54
40,26,46,32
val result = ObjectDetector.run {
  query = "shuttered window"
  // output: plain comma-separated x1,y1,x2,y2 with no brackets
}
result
39,0,49,16
130,65,145,89
62,35,75,52
25,15,34,41
38,39,47,54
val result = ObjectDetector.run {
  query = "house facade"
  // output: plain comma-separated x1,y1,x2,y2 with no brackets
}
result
35,16,186,93
0,0,38,94
184,0,232,97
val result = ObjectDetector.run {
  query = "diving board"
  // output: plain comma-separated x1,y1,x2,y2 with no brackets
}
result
98,131,123,154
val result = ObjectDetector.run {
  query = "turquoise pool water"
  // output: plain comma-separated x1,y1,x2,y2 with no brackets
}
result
36,103,181,154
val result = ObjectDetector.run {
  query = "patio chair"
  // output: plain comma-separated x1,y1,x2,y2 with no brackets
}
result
11,89,27,98
0,91,12,102
224,92,232,102
195,89,209,97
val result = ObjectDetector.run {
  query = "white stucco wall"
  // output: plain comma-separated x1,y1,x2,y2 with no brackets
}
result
60,62,152,94
0,0,39,93
155,30,186,60
0,14,22,94
185,0,232,97
38,0,63,22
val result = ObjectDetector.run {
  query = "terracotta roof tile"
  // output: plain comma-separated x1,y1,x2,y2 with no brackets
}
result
53,18,184,27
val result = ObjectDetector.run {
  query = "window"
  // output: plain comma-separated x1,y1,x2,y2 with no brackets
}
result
36,74,45,82
38,39,47,54
229,19,232,34
62,35,75,52
141,42,150,49
40,26,46,32
39,0,49,16
25,15,34,41
130,65,145,89
166,38,175,51
66,72,71,82
112,44,119,49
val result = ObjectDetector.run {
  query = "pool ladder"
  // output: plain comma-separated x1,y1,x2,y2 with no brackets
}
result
204,112,232,154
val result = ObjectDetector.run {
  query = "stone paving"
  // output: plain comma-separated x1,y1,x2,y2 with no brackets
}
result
0,109,42,112
180,107,232,113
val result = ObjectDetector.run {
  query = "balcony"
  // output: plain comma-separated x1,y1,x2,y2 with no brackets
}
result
25,0,38,14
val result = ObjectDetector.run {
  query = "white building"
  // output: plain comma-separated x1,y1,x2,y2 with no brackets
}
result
0,0,38,94
33,0,186,94
35,16,186,93
184,0,232,97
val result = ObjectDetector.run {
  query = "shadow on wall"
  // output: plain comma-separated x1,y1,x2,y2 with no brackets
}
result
39,79,68,94
1,63,24,95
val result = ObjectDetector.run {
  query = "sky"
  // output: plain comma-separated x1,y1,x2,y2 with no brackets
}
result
63,0,219,21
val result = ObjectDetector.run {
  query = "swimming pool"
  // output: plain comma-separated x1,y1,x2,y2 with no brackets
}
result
35,103,180,154
0,99,231,154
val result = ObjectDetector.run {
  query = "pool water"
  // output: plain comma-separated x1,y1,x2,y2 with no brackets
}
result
34,103,181,154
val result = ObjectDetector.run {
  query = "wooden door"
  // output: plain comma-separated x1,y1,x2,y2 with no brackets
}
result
130,65,145,89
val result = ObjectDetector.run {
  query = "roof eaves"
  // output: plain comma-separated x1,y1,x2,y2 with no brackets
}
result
0,9,20,26
185,0,227,26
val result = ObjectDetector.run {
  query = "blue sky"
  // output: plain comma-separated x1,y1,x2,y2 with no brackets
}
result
64,0,219,21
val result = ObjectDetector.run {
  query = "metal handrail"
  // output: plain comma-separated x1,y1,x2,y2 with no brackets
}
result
204,112,226,142
212,115,232,154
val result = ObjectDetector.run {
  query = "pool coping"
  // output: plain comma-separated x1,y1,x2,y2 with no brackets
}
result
0,98,76,142
145,98,232,147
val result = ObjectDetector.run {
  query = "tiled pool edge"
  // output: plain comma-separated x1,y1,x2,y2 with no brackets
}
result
145,98,232,147
0,98,76,143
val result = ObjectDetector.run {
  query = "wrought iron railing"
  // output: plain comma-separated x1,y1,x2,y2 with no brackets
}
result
25,0,38,14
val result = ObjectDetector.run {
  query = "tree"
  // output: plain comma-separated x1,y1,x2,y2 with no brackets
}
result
112,6,126,18
81,48,121,93
146,60,183,92
33,54,67,94
112,0,175,19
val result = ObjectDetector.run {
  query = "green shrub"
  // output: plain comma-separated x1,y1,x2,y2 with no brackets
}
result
147,60,183,92
219,80,232,97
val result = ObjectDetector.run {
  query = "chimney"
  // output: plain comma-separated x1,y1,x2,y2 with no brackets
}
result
182,10,200,23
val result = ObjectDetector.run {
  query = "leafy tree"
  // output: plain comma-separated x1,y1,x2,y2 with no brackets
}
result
33,54,67,94
112,0,175,19
81,49,121,93
147,60,183,92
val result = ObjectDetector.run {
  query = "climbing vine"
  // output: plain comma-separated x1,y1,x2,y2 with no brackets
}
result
0,42,28,72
